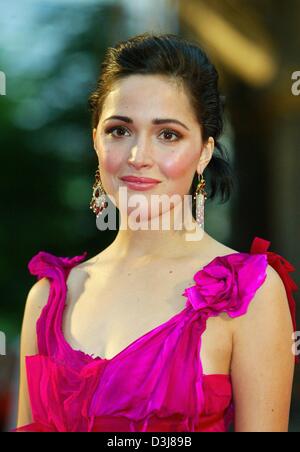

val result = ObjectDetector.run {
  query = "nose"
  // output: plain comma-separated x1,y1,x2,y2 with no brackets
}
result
127,138,153,170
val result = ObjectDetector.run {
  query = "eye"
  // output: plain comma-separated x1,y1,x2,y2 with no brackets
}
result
104,125,182,142
159,129,182,142
104,126,130,138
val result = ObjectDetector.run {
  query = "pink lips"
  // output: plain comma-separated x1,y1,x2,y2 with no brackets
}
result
120,175,161,183
119,175,161,191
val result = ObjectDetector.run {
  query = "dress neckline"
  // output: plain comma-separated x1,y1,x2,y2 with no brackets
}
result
57,250,243,371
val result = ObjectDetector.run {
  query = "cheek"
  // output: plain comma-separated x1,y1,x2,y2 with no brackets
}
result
158,148,198,179
100,148,124,173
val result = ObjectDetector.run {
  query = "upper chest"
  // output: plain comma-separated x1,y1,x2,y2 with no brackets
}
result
63,256,197,339
62,254,233,367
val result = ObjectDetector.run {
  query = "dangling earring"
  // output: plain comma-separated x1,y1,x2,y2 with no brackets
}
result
193,173,207,229
89,166,108,217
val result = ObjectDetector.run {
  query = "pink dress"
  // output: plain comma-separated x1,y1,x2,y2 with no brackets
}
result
13,236,298,432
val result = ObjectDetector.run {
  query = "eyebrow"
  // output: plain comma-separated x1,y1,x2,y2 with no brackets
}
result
103,115,190,131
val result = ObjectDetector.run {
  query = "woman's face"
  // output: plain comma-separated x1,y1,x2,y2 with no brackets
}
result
93,74,214,221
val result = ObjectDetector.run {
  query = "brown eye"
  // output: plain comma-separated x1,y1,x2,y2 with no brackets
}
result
105,126,130,137
159,129,181,142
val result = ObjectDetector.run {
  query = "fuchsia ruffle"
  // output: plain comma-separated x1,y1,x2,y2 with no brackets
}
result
13,237,298,432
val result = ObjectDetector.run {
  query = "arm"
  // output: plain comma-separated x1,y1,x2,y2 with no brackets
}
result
16,277,50,429
230,264,295,432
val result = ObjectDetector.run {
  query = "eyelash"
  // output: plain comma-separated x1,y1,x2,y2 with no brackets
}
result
104,126,182,142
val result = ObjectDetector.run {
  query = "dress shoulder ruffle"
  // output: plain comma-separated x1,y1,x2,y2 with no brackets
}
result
182,236,299,364
27,250,88,280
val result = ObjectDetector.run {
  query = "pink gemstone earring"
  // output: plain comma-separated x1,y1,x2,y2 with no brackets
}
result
89,166,108,218
193,173,208,229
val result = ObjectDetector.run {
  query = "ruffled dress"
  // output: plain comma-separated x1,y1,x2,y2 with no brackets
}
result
13,237,298,432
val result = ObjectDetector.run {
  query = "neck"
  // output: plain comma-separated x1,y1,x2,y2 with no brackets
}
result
108,203,209,260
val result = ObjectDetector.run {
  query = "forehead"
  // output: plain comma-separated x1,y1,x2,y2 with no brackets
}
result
101,74,197,122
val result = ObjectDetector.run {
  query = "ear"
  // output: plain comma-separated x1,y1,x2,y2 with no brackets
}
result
197,137,215,174
93,127,97,142
92,128,97,152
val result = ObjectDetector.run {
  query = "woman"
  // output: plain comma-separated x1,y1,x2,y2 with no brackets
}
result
15,33,298,432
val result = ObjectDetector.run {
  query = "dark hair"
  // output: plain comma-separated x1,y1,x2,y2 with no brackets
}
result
88,32,236,206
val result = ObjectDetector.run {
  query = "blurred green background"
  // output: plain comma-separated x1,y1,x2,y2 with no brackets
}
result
0,0,299,432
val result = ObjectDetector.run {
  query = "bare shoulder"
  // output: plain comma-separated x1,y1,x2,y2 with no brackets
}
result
231,263,293,335
230,264,295,431
19,278,52,367
20,277,53,352
17,277,54,428
25,277,51,316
